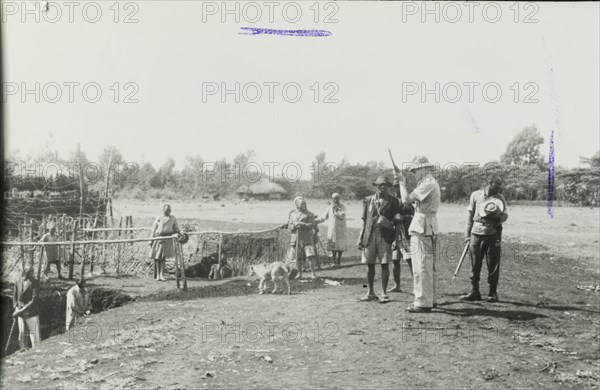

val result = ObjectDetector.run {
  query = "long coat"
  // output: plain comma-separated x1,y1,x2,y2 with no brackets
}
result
322,204,347,251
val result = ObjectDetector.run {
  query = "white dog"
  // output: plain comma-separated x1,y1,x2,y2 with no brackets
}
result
248,261,291,295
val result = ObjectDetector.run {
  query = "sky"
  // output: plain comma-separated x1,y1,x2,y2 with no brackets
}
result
2,1,599,177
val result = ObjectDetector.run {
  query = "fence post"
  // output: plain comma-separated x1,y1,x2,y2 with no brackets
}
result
68,224,76,280
179,242,187,291
80,243,86,278
174,238,180,289
37,246,45,280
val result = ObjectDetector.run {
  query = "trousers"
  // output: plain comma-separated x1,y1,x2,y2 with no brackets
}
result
411,233,437,308
469,232,501,293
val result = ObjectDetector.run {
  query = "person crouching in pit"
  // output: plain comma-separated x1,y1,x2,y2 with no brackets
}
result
66,278,92,331
149,204,181,281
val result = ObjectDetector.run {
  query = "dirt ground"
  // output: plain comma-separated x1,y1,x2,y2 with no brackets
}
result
1,203,599,389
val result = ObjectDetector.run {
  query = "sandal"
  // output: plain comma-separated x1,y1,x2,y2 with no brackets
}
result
379,295,391,304
359,294,378,302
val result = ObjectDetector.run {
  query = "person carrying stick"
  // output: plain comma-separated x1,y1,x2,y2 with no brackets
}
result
149,204,181,281
288,197,319,279
12,268,41,349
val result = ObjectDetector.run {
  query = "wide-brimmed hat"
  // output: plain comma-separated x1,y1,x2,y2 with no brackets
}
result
407,156,435,172
478,198,505,218
373,175,392,186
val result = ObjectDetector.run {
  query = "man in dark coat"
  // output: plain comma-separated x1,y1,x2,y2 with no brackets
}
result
13,268,41,349
358,175,401,303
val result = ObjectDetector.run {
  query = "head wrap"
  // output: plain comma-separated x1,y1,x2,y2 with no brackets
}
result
294,196,304,207
332,193,340,200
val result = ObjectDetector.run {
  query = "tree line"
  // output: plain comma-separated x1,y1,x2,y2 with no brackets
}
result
4,126,599,206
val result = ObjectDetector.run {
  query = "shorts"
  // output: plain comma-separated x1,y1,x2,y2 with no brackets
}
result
288,242,315,261
361,227,392,265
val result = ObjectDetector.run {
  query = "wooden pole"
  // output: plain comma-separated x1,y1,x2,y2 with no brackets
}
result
37,246,45,281
68,224,76,280
62,214,67,265
29,248,34,269
2,234,181,247
80,243,86,277
103,229,108,272
103,149,114,227
116,217,123,274
218,234,223,268
88,231,93,276
30,218,36,241
77,143,86,218
19,246,25,273
179,242,187,291
18,221,25,271
174,238,180,289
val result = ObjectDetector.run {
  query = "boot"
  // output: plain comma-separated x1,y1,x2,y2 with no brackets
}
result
460,291,482,301
487,286,499,302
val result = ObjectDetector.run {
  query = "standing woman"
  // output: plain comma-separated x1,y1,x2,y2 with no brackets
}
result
149,204,181,281
321,193,347,267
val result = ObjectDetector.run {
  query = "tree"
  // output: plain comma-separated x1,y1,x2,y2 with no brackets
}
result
580,150,600,168
98,145,125,190
500,126,545,167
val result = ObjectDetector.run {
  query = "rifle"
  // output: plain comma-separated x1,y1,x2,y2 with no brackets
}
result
388,148,400,173
452,242,471,280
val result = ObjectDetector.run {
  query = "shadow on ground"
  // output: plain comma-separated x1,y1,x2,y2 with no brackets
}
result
141,276,366,302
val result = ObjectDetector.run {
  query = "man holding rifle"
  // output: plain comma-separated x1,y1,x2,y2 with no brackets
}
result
461,176,508,302
394,156,441,313
358,175,401,303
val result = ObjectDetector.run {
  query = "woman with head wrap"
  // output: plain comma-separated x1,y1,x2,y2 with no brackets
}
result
287,196,319,279
320,193,347,267
149,204,181,281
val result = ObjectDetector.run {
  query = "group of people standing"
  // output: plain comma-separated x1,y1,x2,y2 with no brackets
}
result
286,193,348,279
356,155,508,313
12,156,509,350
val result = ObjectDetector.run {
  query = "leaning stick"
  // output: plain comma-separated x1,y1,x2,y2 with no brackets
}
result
452,242,471,280
5,319,17,352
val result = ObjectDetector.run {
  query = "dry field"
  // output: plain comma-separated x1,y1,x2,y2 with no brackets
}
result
1,200,599,389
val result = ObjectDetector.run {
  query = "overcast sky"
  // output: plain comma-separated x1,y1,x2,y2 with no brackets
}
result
3,1,599,176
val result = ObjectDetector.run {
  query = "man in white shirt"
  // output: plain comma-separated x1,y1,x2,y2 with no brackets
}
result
394,156,441,313
66,279,92,331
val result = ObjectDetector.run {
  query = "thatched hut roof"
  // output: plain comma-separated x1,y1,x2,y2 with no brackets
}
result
236,185,250,194
245,179,287,195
